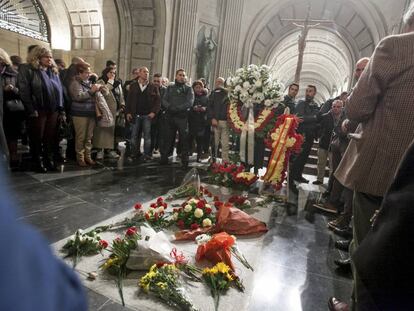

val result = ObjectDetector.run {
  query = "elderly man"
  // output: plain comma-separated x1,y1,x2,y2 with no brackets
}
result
329,4,414,310
126,67,160,161
208,77,230,162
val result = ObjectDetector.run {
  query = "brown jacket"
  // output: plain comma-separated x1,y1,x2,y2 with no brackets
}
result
125,82,160,116
335,32,414,197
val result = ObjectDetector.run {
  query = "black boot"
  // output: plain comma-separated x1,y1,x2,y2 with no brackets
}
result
44,154,58,171
33,158,47,173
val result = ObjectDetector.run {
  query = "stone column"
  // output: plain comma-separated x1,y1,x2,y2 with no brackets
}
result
168,0,199,79
216,0,244,77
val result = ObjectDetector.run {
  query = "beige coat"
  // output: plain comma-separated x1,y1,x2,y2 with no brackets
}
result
335,32,414,197
93,79,125,149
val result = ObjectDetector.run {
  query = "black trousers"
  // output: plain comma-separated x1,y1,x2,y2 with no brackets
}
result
291,132,315,179
161,115,189,162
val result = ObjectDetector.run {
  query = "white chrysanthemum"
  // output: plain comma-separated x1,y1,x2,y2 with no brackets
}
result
194,208,204,218
264,99,272,107
255,79,262,88
184,204,192,212
202,218,212,228
242,81,250,89
234,85,242,92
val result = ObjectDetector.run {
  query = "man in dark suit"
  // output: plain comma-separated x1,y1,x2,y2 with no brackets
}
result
329,3,414,310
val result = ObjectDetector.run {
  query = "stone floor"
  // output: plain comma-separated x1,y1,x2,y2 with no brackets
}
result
4,157,352,311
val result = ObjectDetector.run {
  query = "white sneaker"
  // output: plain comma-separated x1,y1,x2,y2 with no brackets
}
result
107,150,119,159
96,150,104,160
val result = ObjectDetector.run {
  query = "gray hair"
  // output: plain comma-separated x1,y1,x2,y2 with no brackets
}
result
403,2,414,27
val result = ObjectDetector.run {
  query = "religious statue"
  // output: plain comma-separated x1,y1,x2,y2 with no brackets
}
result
196,26,217,82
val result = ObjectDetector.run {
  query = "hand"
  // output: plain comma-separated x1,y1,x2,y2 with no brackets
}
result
91,84,100,93
341,119,350,133
126,113,133,122
4,84,14,91
211,118,218,127
30,111,39,118
148,112,156,119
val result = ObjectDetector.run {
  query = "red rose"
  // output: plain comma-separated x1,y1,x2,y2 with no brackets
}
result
191,223,200,230
213,196,219,201
126,227,137,236
157,197,163,203
150,203,157,208
196,201,205,209
134,203,142,210
99,240,109,249
177,220,185,229
214,201,223,208
162,202,168,208
205,207,212,215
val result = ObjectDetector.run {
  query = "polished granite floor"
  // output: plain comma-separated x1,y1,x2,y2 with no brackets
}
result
3,158,352,311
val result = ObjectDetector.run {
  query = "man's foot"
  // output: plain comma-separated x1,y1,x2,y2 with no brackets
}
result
335,239,351,252
328,215,351,231
294,176,309,183
334,257,351,269
328,297,349,311
313,202,337,214
333,226,353,239
312,180,323,185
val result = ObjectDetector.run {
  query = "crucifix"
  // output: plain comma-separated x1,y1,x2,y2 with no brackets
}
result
281,4,333,83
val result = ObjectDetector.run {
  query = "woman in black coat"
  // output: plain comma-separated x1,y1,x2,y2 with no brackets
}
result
18,46,64,173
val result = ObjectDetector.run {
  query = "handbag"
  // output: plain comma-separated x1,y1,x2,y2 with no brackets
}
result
6,99,25,112
115,110,126,138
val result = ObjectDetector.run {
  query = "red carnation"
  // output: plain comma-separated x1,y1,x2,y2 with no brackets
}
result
157,197,163,203
162,202,168,208
196,201,205,209
126,227,137,236
205,207,212,215
150,203,157,208
177,220,185,229
191,223,200,230
134,203,142,210
99,240,109,249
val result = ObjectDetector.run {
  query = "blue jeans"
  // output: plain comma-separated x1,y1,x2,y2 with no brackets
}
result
131,115,152,156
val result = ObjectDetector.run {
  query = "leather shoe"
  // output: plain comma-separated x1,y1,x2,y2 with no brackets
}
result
334,257,351,269
328,297,349,311
335,239,351,252
333,226,353,239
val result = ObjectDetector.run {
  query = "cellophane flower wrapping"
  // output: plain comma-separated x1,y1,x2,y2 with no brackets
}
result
126,225,173,270
166,168,201,200
174,204,268,241
196,232,236,270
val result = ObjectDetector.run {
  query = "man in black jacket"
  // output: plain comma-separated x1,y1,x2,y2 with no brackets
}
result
282,83,299,114
290,85,319,183
160,69,194,168
208,77,229,162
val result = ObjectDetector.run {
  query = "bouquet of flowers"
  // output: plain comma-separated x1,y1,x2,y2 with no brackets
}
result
202,262,244,311
195,232,253,271
139,263,199,311
226,64,282,109
101,227,141,306
173,197,215,230
175,202,268,241
209,162,245,188
232,171,258,191
61,228,109,268
166,168,202,200
143,197,172,230
227,195,252,210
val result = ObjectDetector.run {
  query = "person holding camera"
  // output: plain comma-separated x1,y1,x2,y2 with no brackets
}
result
68,62,102,167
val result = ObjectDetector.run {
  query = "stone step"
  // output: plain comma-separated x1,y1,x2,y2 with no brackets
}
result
303,163,330,177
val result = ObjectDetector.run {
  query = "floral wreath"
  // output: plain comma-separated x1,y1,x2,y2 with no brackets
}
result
262,114,303,190
227,101,275,134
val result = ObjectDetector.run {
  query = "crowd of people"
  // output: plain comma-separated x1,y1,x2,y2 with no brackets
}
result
0,45,233,172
